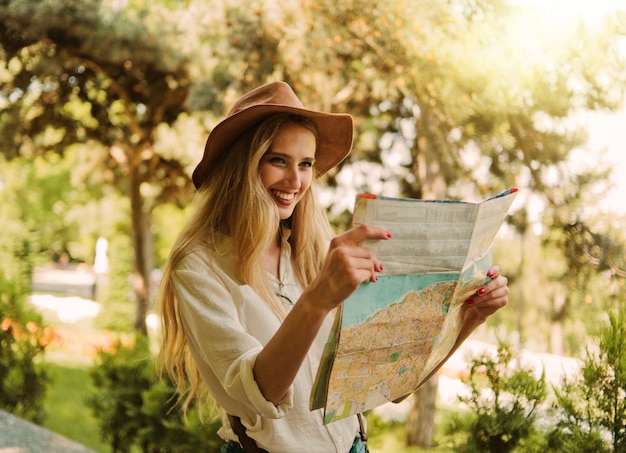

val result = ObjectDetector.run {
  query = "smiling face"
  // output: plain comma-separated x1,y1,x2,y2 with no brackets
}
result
259,122,317,220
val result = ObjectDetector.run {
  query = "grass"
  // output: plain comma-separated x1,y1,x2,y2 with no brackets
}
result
42,360,108,453
35,303,114,452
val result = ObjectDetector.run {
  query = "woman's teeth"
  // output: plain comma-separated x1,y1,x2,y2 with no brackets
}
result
272,190,295,200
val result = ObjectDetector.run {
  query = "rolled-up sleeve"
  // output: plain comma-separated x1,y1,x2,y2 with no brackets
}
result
172,250,294,420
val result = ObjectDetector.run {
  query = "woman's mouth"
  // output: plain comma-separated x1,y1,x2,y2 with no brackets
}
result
271,189,296,201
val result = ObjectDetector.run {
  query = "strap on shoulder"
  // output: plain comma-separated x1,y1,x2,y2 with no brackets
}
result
228,414,264,453
358,413,368,442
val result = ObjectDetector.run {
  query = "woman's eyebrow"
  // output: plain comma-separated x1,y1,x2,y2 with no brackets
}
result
266,151,315,162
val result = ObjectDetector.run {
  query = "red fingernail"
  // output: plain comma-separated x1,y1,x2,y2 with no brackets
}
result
466,298,475,305
380,264,384,271
487,270,495,278
386,232,392,238
477,287,486,296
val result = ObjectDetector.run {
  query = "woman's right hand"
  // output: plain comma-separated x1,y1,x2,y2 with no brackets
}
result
304,224,390,313
255,224,390,404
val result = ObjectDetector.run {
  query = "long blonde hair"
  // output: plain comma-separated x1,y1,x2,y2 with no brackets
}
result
157,114,335,412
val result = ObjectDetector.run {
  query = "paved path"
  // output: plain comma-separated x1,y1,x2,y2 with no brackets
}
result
0,410,96,453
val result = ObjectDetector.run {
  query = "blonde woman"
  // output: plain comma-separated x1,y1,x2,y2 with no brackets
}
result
157,82,509,453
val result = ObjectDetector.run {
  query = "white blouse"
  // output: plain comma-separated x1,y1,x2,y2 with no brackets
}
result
171,235,359,453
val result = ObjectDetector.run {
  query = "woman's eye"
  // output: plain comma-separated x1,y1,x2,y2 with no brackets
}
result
300,161,313,168
269,157,286,165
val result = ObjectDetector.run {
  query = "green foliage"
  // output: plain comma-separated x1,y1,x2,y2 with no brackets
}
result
0,272,52,424
88,334,222,453
0,153,105,263
443,339,548,453
546,302,626,452
0,158,52,424
0,159,40,289
441,307,626,452
136,379,223,453
88,335,151,452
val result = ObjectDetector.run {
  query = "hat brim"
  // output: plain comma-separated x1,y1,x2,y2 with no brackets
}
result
192,104,353,189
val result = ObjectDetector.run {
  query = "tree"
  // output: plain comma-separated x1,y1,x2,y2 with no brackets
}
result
0,0,194,333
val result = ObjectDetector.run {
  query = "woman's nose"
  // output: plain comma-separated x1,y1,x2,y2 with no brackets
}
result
284,166,301,187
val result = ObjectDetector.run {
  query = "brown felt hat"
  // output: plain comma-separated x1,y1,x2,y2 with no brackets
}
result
192,81,354,189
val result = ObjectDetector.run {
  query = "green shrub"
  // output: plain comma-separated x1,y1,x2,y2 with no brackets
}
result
443,338,548,453
137,379,223,453
88,335,152,452
0,273,52,424
546,303,626,453
88,334,222,453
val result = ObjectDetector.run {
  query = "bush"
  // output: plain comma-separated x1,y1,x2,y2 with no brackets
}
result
443,338,548,453
88,334,222,453
0,273,54,424
546,303,626,452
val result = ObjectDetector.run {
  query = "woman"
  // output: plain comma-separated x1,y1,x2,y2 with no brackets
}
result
157,81,509,453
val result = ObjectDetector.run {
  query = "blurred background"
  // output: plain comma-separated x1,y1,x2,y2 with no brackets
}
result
1,0,625,451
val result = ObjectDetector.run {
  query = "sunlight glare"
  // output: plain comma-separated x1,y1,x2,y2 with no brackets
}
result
524,0,624,29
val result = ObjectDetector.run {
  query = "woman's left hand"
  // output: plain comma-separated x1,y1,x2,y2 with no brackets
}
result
394,265,509,404
463,265,509,322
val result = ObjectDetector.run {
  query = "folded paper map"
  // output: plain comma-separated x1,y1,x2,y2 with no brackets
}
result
310,188,518,424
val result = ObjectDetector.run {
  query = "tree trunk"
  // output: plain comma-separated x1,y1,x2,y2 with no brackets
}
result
405,116,446,447
406,375,439,447
550,289,567,355
128,159,150,335
416,147,446,200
